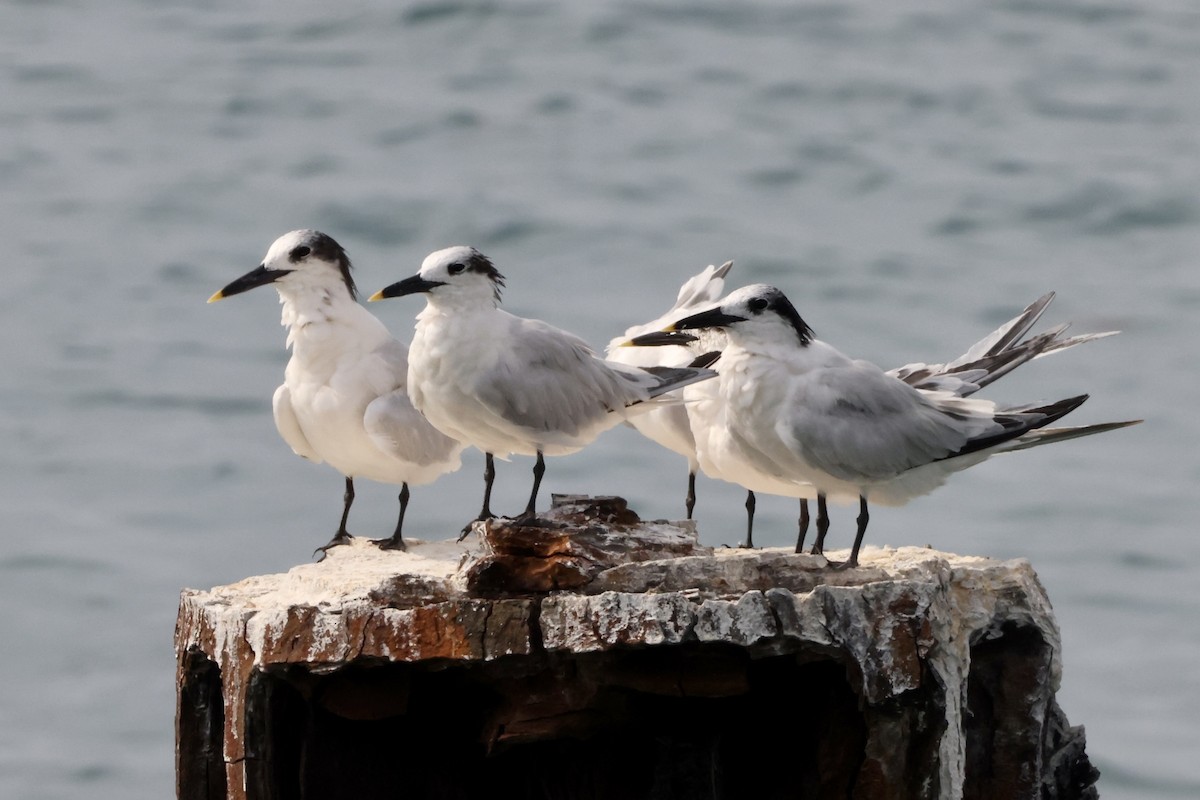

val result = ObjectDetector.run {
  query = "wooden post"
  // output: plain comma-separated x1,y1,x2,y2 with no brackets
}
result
175,495,1098,799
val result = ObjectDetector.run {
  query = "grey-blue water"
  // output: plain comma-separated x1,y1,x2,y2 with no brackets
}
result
1,1,1195,797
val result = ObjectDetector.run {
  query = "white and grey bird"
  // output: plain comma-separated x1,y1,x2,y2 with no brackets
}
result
625,283,1114,549
704,290,1118,549
634,284,1139,567
604,259,733,520
368,246,717,528
208,230,464,554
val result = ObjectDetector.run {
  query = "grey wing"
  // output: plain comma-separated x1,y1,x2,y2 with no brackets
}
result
366,337,410,397
947,292,1056,368
886,295,1056,390
362,338,463,467
475,318,637,439
272,384,321,462
363,391,464,469
670,259,733,314
888,293,1117,396
777,364,989,482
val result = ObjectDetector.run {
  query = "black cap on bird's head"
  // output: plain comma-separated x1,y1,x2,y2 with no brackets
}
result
666,284,814,346
208,229,356,303
370,245,506,305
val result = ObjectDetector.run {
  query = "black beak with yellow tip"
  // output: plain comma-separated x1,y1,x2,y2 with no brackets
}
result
665,307,748,332
623,330,700,348
207,264,293,303
368,274,445,302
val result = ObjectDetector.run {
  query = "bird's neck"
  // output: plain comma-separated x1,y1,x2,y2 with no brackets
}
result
725,336,844,375
424,284,501,316
413,300,507,363
277,285,387,352
416,295,498,327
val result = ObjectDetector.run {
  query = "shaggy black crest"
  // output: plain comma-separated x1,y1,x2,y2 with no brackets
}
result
290,230,357,300
752,288,815,346
463,248,506,301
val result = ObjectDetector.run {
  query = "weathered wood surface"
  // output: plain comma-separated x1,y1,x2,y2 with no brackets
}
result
175,495,1097,800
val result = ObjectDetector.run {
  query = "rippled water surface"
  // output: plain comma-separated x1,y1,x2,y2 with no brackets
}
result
2,2,1197,797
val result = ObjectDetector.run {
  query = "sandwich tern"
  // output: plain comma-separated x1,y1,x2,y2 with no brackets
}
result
619,275,1113,551
208,230,464,553
605,259,733,520
369,246,717,528
634,284,1138,566
606,260,812,549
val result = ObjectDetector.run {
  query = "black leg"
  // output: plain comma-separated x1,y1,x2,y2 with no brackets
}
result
742,490,756,548
518,451,546,520
794,499,810,553
685,471,697,520
460,453,497,539
809,494,830,556
481,452,496,519
374,483,410,551
847,496,869,568
315,476,355,558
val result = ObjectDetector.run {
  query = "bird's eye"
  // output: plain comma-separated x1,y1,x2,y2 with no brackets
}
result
289,245,311,261
447,262,466,275
749,297,769,312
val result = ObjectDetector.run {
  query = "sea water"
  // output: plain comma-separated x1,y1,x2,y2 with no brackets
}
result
1,2,1196,797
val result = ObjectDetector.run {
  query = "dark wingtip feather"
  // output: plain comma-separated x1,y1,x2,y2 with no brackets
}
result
641,365,717,398
1031,393,1090,425
940,394,1091,461
1002,418,1142,452
688,350,723,369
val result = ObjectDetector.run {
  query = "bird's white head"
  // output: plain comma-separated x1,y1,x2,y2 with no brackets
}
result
208,229,356,303
369,245,506,309
667,284,815,348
